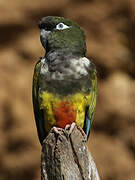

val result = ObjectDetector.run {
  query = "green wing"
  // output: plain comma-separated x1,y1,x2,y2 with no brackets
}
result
32,59,46,145
83,64,97,140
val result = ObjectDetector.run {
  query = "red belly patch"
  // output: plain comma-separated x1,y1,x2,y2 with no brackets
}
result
53,101,76,128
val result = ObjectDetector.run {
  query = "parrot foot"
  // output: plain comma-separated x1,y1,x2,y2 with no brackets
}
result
77,126,87,142
51,126,63,134
65,122,76,135
65,123,87,142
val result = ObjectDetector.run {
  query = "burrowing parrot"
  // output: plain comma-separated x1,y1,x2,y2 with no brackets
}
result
32,16,97,145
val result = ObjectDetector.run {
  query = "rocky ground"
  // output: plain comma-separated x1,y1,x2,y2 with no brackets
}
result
0,0,135,179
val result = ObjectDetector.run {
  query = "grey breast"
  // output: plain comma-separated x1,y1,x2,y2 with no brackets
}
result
39,55,91,96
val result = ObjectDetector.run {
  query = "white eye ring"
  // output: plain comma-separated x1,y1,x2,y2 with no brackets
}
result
56,23,70,30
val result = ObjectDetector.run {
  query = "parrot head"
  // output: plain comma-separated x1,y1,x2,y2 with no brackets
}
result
38,16,86,56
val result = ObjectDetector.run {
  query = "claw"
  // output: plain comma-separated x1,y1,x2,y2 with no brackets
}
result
77,126,87,141
65,122,76,135
68,122,76,134
51,126,63,134
77,126,86,137
65,124,71,130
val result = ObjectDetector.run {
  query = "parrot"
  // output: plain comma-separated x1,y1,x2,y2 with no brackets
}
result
32,16,97,145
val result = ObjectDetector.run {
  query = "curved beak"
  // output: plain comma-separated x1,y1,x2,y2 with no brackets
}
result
40,29,51,49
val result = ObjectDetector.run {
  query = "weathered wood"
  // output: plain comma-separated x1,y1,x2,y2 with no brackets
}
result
41,126,100,180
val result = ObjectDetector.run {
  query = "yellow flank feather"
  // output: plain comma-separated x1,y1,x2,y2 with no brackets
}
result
39,91,92,133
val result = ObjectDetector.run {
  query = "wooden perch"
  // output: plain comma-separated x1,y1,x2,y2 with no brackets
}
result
41,126,100,180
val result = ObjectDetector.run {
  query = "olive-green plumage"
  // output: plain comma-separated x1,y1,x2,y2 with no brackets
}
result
39,16,86,56
33,16,97,145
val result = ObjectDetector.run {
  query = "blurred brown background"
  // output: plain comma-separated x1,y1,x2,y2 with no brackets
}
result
0,0,135,179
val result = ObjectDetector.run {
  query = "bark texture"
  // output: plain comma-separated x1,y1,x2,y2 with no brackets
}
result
41,126,100,180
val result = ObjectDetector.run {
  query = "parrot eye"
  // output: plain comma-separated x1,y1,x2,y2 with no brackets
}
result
56,23,70,30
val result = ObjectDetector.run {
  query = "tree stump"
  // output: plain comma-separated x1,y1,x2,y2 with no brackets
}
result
41,126,100,180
